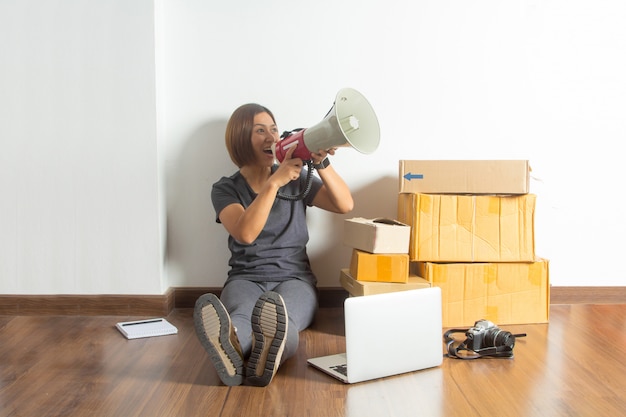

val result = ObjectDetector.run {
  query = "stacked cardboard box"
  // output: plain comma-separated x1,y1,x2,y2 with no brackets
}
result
340,218,430,296
397,160,550,327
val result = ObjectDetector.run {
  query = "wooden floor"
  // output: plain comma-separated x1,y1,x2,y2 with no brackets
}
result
1,304,626,417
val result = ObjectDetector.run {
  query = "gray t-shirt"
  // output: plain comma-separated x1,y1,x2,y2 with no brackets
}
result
211,165,323,285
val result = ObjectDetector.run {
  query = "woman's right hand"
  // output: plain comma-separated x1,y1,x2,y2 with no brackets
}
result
271,145,303,189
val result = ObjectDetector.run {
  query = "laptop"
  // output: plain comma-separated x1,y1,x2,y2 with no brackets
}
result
307,287,443,384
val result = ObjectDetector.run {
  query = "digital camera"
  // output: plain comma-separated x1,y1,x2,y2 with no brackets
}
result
465,319,516,352
443,319,526,359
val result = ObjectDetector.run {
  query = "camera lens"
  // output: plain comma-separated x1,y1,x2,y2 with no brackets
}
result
484,329,515,348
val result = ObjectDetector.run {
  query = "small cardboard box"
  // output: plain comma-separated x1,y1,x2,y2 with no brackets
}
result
399,160,530,194
349,250,410,283
398,193,536,262
340,268,430,296
414,259,550,327
343,217,410,254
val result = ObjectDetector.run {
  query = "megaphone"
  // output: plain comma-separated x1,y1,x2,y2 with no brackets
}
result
272,88,380,162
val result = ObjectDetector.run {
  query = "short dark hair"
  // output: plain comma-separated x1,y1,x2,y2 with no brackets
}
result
225,103,276,167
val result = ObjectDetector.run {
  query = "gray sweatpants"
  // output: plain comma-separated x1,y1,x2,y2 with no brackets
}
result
220,279,318,363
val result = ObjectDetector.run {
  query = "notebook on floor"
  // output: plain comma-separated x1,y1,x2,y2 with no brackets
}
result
116,318,178,339
307,287,442,384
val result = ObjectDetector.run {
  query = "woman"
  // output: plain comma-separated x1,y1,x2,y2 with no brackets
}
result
194,103,353,386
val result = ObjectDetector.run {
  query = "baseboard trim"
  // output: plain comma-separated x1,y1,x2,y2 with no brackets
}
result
0,286,624,316
0,288,175,316
549,286,626,305
174,286,626,308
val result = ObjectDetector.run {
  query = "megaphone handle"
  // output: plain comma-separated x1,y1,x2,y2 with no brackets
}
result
276,160,314,201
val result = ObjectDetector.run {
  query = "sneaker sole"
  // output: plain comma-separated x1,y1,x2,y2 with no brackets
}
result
245,292,288,387
193,293,244,386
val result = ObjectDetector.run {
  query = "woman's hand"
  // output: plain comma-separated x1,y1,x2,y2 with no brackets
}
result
271,145,303,188
310,147,337,165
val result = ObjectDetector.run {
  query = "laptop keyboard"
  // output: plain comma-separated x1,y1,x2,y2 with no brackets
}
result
331,364,348,377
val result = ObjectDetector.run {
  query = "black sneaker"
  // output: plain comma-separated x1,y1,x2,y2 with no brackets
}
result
193,293,244,386
245,291,288,387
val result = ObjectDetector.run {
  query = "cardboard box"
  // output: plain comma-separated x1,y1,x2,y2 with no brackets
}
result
340,268,430,296
414,259,549,327
398,193,535,262
349,250,409,283
343,217,410,254
399,160,530,194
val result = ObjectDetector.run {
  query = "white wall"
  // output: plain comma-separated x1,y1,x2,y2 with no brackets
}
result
1,0,625,295
0,0,163,294
162,0,626,289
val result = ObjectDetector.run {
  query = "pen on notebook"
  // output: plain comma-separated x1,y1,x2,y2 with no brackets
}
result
121,319,163,326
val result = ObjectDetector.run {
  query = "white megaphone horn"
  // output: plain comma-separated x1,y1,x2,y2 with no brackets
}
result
272,88,380,162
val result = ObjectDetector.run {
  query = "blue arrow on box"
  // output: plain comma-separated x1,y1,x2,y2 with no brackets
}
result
403,172,424,181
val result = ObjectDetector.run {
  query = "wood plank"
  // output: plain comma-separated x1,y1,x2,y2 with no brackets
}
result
2,304,626,416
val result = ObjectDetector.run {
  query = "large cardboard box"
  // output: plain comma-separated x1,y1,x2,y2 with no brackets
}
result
399,160,530,194
343,217,410,254
349,249,409,283
398,193,536,262
340,268,430,296
414,259,549,327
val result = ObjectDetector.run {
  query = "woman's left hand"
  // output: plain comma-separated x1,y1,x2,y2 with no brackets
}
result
310,148,337,165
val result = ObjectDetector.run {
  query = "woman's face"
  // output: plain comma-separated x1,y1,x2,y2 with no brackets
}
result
250,112,279,167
